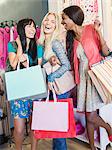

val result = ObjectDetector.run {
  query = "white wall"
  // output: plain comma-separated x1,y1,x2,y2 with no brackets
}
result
102,0,112,49
0,0,48,26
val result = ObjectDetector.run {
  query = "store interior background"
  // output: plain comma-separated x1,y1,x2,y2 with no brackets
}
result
0,0,48,26
0,0,112,49
0,0,112,150
48,0,112,49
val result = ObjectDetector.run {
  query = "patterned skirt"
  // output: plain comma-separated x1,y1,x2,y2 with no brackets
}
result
10,99,33,118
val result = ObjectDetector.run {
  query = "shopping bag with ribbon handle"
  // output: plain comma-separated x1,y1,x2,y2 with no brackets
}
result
32,87,76,139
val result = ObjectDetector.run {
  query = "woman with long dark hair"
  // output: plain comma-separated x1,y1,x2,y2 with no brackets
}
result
7,18,43,150
62,5,112,150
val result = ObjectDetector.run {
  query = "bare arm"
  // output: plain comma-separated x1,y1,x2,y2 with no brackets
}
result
94,20,110,56
8,47,22,70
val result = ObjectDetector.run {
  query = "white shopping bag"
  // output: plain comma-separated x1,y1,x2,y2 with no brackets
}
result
5,55,47,101
32,89,69,132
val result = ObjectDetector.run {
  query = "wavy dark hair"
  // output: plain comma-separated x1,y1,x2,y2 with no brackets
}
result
17,18,37,63
63,5,84,62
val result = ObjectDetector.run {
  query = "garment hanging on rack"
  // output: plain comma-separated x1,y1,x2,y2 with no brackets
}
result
13,26,18,40
0,20,17,69
0,28,4,57
3,27,10,68
70,0,98,25
0,28,4,69
36,27,40,39
10,27,14,42
10,26,18,42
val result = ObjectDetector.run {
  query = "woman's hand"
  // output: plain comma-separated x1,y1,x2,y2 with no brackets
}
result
94,19,102,33
49,56,60,66
19,53,27,63
94,18,110,56
19,54,28,68
49,56,58,66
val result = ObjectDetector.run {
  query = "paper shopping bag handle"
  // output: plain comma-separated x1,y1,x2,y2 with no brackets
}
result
46,85,57,102
17,54,29,70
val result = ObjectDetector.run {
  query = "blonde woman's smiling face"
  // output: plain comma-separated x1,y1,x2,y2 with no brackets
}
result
43,14,56,35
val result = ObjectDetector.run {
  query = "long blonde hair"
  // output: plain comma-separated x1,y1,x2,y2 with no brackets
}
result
38,12,62,60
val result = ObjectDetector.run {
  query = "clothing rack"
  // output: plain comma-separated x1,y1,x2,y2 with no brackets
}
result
0,20,17,28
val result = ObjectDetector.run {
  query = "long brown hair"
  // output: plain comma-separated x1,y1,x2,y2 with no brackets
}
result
63,5,84,62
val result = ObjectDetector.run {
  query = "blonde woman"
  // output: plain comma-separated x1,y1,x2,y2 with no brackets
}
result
37,12,75,150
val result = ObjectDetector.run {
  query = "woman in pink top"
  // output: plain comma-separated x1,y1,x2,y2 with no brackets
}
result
62,5,112,150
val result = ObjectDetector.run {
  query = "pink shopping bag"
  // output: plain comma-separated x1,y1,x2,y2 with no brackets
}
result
32,90,76,139
32,101,68,132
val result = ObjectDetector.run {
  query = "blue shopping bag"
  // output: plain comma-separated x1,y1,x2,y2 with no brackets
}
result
5,65,47,101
